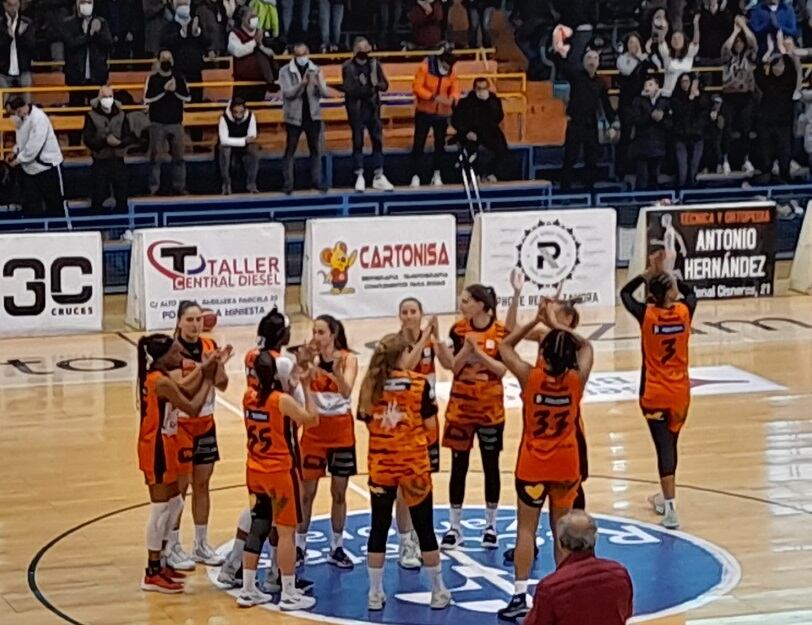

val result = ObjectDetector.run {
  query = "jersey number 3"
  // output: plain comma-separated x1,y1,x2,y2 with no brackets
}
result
660,338,677,365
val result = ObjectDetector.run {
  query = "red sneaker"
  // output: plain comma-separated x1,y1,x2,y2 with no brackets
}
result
162,566,187,582
141,572,184,594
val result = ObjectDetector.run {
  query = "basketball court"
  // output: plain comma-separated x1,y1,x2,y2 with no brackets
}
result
1,280,811,625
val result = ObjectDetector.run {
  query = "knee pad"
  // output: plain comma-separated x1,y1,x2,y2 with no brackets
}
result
245,516,272,555
146,501,170,552
367,485,397,553
409,492,438,552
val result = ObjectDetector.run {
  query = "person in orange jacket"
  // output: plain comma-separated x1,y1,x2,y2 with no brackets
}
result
409,51,461,188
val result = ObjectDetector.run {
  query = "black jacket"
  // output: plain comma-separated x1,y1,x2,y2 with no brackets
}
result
0,15,35,75
631,93,671,158
161,19,210,79
82,98,133,159
556,55,616,125
755,58,797,126
60,14,112,85
341,57,388,117
671,91,710,141
451,90,508,152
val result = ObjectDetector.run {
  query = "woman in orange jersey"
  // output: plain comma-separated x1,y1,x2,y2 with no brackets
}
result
441,283,516,550
165,300,231,570
358,333,450,611
295,314,359,569
392,297,453,569
496,301,594,621
621,251,697,530
237,351,319,610
136,334,217,594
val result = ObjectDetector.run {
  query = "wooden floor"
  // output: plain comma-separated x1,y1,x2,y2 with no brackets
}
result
2,289,812,625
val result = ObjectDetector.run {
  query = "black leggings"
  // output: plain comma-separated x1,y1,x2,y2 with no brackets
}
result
449,446,501,507
245,494,273,555
368,486,438,554
647,419,680,478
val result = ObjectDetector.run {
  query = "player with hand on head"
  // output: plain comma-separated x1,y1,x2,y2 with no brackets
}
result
496,300,594,621
620,249,697,529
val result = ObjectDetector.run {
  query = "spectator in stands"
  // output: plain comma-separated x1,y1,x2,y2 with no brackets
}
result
554,0,598,72
721,14,757,173
82,84,132,211
144,48,190,194
5,96,65,217
196,0,229,54
376,0,403,50
143,0,170,54
279,42,331,193
33,0,70,61
318,0,343,52
408,0,443,50
342,37,394,192
218,97,259,194
228,6,278,103
703,94,725,174
60,0,112,115
510,0,552,80
671,73,709,189
643,6,669,67
467,0,498,48
616,33,654,177
552,41,618,190
250,0,279,37
696,0,736,64
524,510,633,625
749,0,797,57
409,50,460,188
451,76,509,182
631,74,671,190
99,0,139,59
0,0,34,102
446,0,469,49
754,51,796,183
658,16,700,96
278,0,310,44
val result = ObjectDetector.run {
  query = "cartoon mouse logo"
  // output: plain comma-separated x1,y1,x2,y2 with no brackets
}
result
319,241,357,295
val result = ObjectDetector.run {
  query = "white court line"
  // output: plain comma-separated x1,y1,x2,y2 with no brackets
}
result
686,610,812,624
347,479,371,501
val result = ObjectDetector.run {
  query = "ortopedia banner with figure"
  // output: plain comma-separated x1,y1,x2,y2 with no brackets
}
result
125,223,286,331
0,232,103,336
300,215,457,319
630,202,776,300
464,209,617,316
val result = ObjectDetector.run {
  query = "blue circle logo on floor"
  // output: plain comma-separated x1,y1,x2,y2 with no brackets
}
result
209,506,740,623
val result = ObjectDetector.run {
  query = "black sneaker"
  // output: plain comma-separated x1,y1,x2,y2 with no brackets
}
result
440,528,463,550
328,547,354,569
481,525,498,549
295,547,305,568
503,544,540,563
497,594,529,622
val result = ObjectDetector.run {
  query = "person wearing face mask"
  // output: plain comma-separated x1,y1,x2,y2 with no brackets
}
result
144,48,191,194
631,74,672,190
228,6,279,103
59,0,112,127
279,42,338,193
249,0,279,37
0,0,34,104
341,37,393,193
82,84,132,211
218,97,259,194
450,77,509,183
4,96,65,218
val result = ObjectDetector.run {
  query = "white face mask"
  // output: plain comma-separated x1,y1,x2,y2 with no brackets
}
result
175,4,190,19
100,96,114,111
79,3,93,17
248,16,259,30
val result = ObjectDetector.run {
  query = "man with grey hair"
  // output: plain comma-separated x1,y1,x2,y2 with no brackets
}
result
521,511,633,625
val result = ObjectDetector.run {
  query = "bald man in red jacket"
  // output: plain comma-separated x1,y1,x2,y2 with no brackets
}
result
524,510,633,625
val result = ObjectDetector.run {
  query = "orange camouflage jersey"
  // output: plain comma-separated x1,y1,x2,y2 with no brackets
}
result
138,370,179,485
517,363,584,484
242,387,301,474
445,318,507,426
640,302,691,411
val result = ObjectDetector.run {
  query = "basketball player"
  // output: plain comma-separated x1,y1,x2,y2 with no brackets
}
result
218,308,313,595
620,250,697,529
496,300,594,621
237,351,319,609
136,334,216,593
165,301,231,569
441,283,516,549
392,297,453,569
295,315,359,569
358,333,451,610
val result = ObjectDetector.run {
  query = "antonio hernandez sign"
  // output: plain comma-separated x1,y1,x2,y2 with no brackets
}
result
631,201,776,300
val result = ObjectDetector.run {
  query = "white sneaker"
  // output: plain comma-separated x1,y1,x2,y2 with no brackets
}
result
647,493,665,516
368,590,387,610
260,576,281,594
662,506,680,530
790,160,803,176
410,175,421,188
431,170,443,186
743,159,755,175
430,587,451,610
236,588,273,607
372,174,394,191
193,541,225,566
484,174,498,183
354,173,366,192
280,591,316,610
216,559,240,587
722,159,731,175
166,543,195,571
398,539,422,570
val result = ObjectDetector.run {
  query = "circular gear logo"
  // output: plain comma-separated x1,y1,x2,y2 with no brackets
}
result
517,220,581,287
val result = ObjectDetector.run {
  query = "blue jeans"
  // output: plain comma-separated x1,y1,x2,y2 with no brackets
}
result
349,103,384,174
280,0,311,38
675,139,704,189
468,6,494,47
319,0,344,47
